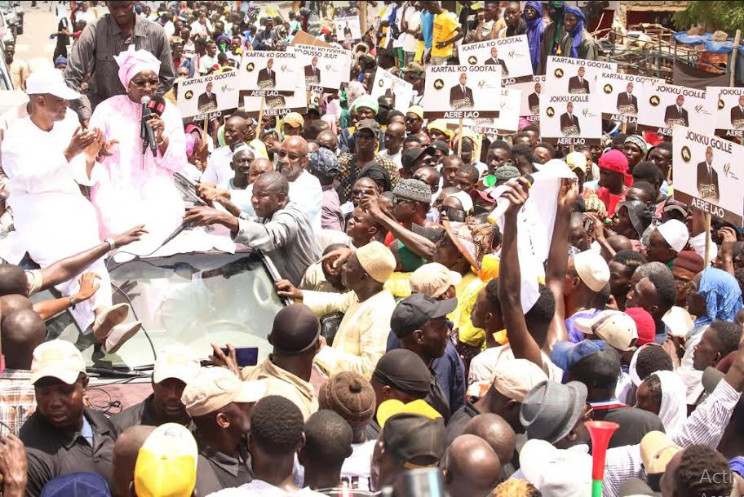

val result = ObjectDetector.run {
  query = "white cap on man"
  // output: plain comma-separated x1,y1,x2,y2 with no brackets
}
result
26,68,81,99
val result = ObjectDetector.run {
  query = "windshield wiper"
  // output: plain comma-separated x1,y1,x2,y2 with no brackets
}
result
86,366,148,379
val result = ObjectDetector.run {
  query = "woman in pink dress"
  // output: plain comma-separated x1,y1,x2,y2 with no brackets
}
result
88,46,187,254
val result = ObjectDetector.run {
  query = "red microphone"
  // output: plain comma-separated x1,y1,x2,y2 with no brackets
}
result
146,95,166,117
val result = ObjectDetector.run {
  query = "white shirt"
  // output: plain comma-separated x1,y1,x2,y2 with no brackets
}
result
379,149,402,169
208,480,325,497
341,440,376,491
468,344,564,384
201,146,234,188
289,170,323,232
163,20,175,38
75,9,97,25
403,8,421,53
198,54,219,75
191,19,212,37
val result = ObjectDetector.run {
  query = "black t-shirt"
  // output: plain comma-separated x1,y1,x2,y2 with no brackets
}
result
593,405,665,448
57,18,70,47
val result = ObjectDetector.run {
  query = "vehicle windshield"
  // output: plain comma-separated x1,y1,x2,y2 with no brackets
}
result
40,251,283,373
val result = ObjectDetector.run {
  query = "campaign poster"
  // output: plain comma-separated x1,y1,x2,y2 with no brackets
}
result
287,44,352,92
539,94,602,145
239,50,300,93
544,56,617,96
422,65,502,119
507,75,545,121
458,35,533,79
672,126,744,225
177,71,240,119
334,16,362,42
468,88,522,135
243,74,309,118
594,72,665,123
637,83,713,136
704,86,744,138
370,67,414,112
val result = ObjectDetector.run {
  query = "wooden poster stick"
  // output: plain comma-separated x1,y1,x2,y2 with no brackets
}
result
704,213,712,267
256,96,265,138
457,118,464,156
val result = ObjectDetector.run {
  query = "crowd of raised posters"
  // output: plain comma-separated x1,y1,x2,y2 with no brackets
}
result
171,32,744,225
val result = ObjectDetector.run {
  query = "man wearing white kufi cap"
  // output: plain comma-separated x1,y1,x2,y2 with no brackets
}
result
1,68,142,353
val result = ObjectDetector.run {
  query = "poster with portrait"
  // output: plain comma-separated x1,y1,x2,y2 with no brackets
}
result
544,56,617,96
287,44,352,92
458,35,533,79
467,88,522,135
506,75,545,121
422,65,502,119
239,50,300,93
370,67,414,112
704,86,744,138
594,72,665,123
334,16,362,42
177,71,240,119
672,126,744,225
539,94,602,145
637,83,713,136
243,74,309,118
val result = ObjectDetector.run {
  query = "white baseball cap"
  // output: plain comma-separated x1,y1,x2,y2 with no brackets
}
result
152,344,201,385
574,310,639,351
181,368,266,417
26,68,81,99
30,340,86,385
656,219,689,253
573,250,610,292
520,439,592,496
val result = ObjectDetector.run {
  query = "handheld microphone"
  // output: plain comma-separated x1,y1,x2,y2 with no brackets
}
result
486,173,534,225
140,96,157,156
146,95,167,117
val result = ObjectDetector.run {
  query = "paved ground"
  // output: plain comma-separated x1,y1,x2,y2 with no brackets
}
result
14,2,58,67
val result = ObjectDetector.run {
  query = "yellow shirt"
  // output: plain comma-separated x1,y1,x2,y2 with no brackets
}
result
431,11,460,59
452,273,488,347
303,289,396,379
241,358,318,420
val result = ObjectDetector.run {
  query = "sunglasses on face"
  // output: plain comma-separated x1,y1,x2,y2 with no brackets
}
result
393,197,413,206
277,150,306,161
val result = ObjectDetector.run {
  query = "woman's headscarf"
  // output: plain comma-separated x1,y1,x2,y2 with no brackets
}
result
563,5,585,59
114,45,161,88
650,371,687,435
524,1,544,72
696,267,743,326
547,1,565,56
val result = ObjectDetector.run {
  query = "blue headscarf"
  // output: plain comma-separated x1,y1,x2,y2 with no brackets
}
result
524,1,544,73
695,267,743,326
564,6,585,59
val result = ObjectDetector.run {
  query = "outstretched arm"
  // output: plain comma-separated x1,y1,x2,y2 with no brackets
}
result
498,178,545,370
38,226,147,292
544,180,578,349
360,195,435,260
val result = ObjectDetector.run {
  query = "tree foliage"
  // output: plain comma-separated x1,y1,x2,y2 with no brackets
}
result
673,1,744,33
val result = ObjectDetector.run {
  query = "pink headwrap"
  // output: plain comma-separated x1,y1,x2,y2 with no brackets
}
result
113,45,162,88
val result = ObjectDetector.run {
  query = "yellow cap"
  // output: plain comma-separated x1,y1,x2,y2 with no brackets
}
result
376,399,441,429
134,423,198,497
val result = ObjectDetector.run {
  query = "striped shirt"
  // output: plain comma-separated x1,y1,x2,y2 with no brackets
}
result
64,13,175,119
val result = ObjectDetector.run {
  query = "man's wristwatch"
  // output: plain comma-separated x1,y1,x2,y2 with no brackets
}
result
105,238,116,251
68,295,77,308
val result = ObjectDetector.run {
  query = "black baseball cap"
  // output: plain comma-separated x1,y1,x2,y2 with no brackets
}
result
383,413,447,467
390,294,457,340
401,146,436,169
430,140,450,155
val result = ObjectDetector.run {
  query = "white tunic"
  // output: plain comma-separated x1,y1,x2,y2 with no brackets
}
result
1,112,112,330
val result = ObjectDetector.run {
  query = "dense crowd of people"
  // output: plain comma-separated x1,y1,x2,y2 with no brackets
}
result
0,1,741,496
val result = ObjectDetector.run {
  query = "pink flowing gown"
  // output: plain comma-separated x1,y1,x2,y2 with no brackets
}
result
88,95,187,251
